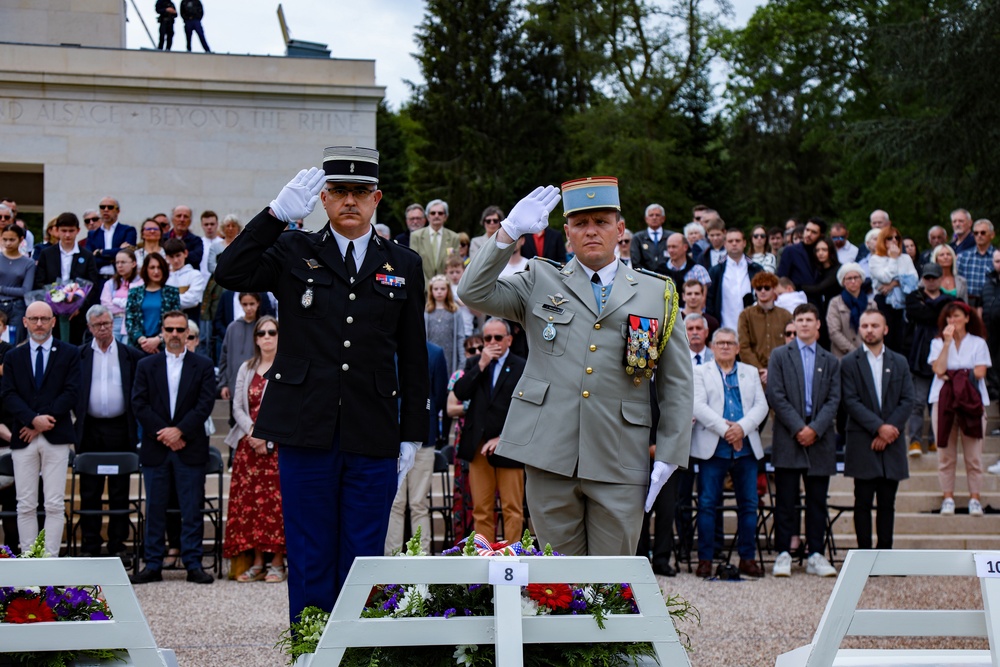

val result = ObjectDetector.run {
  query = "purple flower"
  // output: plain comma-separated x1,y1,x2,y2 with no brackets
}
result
65,588,93,607
89,610,109,621
469,584,481,591
444,608,456,618
464,609,472,616
442,545,462,556
382,594,399,611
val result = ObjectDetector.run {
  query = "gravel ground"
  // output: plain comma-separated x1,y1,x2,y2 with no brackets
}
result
131,564,988,666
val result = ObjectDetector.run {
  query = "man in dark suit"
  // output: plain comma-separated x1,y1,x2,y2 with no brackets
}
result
706,229,765,329
214,148,428,625
452,318,527,543
630,203,673,274
1,301,81,557
34,213,101,344
520,228,567,264
766,303,841,578
76,305,144,560
130,311,216,584
777,217,824,290
841,310,916,549
384,341,449,556
87,197,138,279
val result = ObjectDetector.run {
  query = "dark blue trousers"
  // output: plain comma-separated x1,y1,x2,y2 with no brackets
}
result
279,437,397,627
142,450,205,571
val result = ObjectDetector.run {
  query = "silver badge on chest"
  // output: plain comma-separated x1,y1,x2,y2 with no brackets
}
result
542,322,556,341
301,287,314,308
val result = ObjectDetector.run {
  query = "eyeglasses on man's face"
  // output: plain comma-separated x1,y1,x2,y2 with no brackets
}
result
466,345,483,354
618,240,630,246
84,217,100,224
483,334,507,343
325,187,375,201
784,331,797,338
89,321,113,329
713,340,738,347
99,204,117,210
484,218,500,225
187,335,198,341
428,210,446,216
162,326,187,334
26,316,53,324
0,215,11,221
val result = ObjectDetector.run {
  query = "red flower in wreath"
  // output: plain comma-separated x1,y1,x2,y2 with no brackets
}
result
5,596,57,623
526,583,573,610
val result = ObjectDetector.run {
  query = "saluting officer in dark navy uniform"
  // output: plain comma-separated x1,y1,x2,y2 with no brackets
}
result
214,147,428,625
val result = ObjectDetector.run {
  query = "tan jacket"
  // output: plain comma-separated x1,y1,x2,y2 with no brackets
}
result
458,237,692,485
409,226,461,286
826,295,862,359
737,303,792,371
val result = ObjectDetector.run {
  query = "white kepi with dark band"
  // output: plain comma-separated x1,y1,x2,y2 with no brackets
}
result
323,146,379,184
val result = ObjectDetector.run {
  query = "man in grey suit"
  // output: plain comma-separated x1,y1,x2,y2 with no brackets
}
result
459,178,693,557
766,303,841,577
841,309,916,549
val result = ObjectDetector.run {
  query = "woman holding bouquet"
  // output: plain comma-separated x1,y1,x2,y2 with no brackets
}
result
223,315,285,582
0,224,34,343
125,253,180,353
100,249,142,344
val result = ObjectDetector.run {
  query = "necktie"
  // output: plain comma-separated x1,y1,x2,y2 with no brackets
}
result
487,359,497,397
591,273,607,313
652,231,660,245
433,231,441,256
695,353,702,365
34,346,44,389
346,241,357,283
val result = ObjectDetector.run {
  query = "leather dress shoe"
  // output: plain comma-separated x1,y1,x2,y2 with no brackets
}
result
186,567,214,584
695,559,713,578
129,567,163,584
652,560,677,577
739,558,765,578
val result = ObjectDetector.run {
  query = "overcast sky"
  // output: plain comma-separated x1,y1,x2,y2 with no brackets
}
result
124,1,763,109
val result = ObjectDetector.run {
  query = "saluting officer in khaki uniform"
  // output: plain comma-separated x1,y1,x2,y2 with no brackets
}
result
459,178,693,556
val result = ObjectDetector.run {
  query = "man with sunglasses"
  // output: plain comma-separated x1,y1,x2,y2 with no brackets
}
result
459,178,692,557
831,221,863,265
737,271,792,387
956,219,996,308
215,147,428,625
86,197,137,279
410,199,461,287
130,311,216,584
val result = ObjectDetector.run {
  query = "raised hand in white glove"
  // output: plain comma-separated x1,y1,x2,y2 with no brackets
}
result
397,441,420,490
644,461,678,513
499,185,562,241
269,167,326,223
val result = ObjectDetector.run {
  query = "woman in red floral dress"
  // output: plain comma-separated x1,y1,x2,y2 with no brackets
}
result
222,315,285,582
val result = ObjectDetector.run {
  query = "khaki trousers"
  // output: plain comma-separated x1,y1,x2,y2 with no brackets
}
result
931,403,985,496
467,449,524,543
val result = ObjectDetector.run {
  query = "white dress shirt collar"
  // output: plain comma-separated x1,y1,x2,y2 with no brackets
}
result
330,226,372,270
578,258,619,286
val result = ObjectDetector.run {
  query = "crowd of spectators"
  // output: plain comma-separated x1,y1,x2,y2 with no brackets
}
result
0,192,996,588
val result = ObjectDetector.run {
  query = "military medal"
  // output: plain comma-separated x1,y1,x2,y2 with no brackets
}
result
622,314,661,386
542,322,556,341
301,287,314,308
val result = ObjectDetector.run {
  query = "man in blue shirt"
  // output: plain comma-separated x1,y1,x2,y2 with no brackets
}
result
956,219,996,307
691,327,769,578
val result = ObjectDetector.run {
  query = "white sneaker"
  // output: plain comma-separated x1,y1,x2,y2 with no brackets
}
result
940,498,956,515
806,553,837,577
969,499,984,516
988,461,1000,475
772,551,792,577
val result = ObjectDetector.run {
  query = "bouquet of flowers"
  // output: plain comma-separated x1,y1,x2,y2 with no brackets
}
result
0,532,121,666
26,278,94,317
276,529,698,667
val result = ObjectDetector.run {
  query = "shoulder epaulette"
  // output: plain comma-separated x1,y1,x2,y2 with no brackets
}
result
530,256,564,270
634,267,668,281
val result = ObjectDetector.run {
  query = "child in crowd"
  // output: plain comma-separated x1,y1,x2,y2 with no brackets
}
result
775,277,808,312
446,255,476,334
425,274,469,375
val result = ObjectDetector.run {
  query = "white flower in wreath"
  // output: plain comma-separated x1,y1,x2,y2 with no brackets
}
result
521,596,540,616
393,583,432,617
453,644,478,666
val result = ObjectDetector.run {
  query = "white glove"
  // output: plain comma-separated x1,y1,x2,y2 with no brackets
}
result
397,441,420,490
499,185,562,240
644,461,678,513
269,167,326,223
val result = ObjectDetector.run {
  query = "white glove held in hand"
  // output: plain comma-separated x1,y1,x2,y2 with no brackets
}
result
499,185,562,240
269,167,326,223
397,441,420,490
644,461,678,513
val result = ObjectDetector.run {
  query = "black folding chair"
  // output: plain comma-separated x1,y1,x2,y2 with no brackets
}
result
427,445,454,553
67,451,144,574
